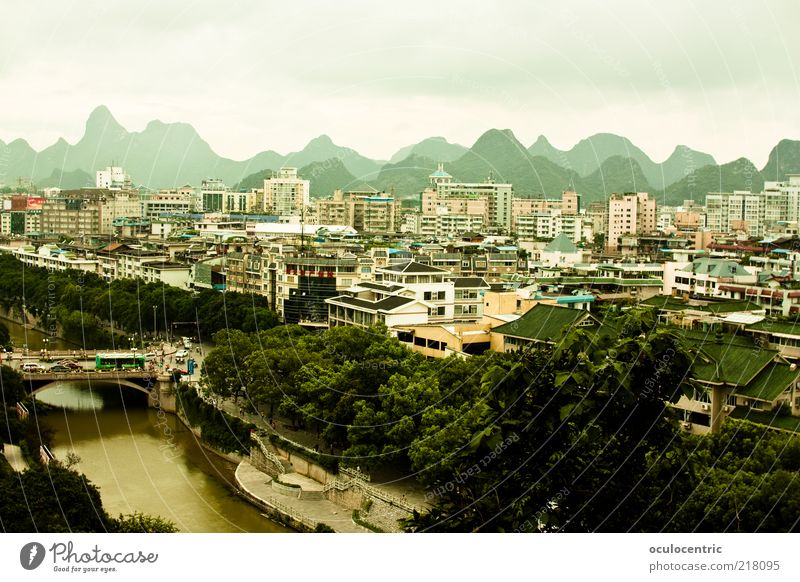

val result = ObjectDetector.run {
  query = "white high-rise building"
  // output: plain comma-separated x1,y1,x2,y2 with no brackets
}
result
421,164,514,232
96,166,132,190
705,189,787,237
264,168,310,216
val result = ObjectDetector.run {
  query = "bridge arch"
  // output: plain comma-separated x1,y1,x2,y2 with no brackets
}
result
28,378,155,398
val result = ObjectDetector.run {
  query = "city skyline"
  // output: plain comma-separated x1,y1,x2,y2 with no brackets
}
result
0,0,797,167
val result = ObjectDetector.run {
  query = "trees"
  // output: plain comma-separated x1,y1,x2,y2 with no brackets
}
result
404,309,695,532
110,512,178,533
0,464,111,532
0,321,10,350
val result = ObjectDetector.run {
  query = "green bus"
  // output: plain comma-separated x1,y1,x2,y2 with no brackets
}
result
95,353,146,370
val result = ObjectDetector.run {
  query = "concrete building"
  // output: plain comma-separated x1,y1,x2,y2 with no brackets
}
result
141,187,195,218
41,189,140,236
421,164,513,232
515,210,583,242
201,179,229,213
11,244,99,273
606,192,657,253
705,190,786,237
264,168,310,216
539,234,584,267
663,257,758,298
96,166,132,190
315,188,401,233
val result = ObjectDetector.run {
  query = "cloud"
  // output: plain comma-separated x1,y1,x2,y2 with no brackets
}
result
0,0,797,165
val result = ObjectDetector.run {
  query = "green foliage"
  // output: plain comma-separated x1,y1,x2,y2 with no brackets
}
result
0,464,111,532
0,320,10,349
0,255,278,347
314,523,335,532
176,385,254,455
352,509,384,533
267,433,338,473
0,365,26,404
274,476,301,489
110,512,178,533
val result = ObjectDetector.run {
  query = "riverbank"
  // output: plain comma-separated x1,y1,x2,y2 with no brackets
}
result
235,461,367,533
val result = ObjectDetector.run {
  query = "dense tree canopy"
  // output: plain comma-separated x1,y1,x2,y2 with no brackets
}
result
201,308,800,532
0,255,278,347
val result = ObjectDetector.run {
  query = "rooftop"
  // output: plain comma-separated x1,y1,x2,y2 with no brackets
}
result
492,304,593,342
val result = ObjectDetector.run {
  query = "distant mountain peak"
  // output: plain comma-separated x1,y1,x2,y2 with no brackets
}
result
85,105,124,134
308,134,335,146
472,128,525,150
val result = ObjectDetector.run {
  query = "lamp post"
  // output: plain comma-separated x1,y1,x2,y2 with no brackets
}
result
152,305,157,339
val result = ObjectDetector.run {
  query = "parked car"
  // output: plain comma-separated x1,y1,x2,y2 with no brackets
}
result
21,363,44,373
175,349,188,360
49,365,71,373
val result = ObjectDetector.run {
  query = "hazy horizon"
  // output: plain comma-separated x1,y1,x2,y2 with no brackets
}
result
0,0,797,167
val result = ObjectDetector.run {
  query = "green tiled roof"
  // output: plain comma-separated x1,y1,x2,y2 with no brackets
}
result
681,258,751,277
543,234,579,254
554,277,662,287
640,296,762,314
736,363,799,401
746,319,800,336
680,330,778,386
493,304,591,342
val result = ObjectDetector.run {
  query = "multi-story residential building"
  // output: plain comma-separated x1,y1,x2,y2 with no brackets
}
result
41,189,140,236
375,261,455,321
767,175,800,223
0,195,42,235
515,209,583,242
141,187,195,218
201,179,228,213
264,168,310,216
705,190,786,237
326,272,490,331
606,192,657,253
11,244,99,273
315,188,401,233
96,166,132,190
663,257,758,298
418,211,485,238
585,200,608,240
95,242,172,282
422,164,513,232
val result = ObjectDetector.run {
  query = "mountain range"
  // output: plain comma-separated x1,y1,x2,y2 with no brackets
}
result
1,105,798,207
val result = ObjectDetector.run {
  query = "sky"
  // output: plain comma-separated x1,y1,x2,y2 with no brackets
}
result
0,0,797,166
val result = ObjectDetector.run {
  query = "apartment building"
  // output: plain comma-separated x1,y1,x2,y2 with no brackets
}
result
422,164,513,231
606,192,657,253
515,210,583,242
41,189,140,236
264,168,310,216
96,166,132,190
141,187,195,218
315,188,401,233
705,190,786,237
11,244,99,273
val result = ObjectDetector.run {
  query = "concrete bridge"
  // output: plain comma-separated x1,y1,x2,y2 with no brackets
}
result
21,370,178,412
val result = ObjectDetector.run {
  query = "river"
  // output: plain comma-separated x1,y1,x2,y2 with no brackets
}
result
36,382,289,533
1,316,76,351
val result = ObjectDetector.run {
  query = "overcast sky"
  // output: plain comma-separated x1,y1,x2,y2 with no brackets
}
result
0,0,797,165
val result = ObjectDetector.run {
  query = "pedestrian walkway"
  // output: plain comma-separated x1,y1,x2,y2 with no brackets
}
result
2,444,29,472
213,395,429,512
235,461,368,533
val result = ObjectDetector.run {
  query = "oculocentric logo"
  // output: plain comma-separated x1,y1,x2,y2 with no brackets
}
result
20,542,46,570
